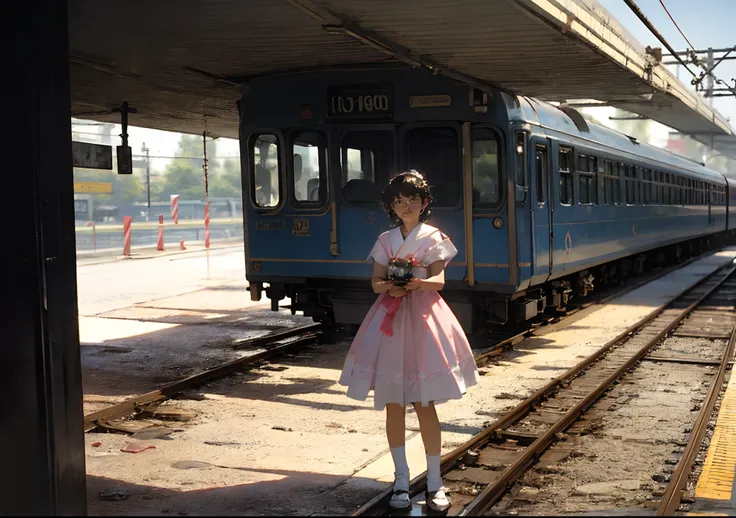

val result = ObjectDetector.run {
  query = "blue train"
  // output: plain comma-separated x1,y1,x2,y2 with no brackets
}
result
239,66,736,333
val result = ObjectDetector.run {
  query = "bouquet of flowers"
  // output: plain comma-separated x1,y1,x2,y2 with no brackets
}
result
387,256,419,286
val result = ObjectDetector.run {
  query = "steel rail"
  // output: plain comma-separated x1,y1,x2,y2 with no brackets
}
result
473,252,706,365
656,310,736,515
352,258,733,516
84,253,699,438
83,324,323,432
458,264,736,516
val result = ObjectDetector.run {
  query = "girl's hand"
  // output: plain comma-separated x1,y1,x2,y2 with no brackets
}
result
405,278,423,291
388,285,408,298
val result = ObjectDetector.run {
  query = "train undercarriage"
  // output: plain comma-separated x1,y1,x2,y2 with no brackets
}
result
248,232,734,334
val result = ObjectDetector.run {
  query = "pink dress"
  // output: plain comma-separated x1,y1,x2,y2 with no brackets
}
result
339,222,479,409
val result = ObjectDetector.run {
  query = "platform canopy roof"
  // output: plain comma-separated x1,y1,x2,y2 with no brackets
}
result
68,0,736,159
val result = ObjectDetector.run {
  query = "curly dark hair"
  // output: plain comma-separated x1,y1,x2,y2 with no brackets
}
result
382,170,433,226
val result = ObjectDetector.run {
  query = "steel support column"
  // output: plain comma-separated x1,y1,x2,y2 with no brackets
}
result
2,0,87,514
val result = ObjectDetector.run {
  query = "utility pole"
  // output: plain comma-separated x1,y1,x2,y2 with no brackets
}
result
705,47,714,106
142,142,151,222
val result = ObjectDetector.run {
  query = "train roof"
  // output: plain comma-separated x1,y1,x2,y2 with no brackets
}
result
509,94,726,184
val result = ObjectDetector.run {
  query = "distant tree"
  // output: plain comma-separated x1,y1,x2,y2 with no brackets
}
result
209,158,242,198
155,134,217,201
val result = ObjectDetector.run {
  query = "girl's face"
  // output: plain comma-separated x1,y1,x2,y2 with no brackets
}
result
392,194,428,224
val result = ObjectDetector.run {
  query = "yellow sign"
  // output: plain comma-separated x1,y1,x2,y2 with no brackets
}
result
292,219,310,236
409,94,452,108
74,182,113,194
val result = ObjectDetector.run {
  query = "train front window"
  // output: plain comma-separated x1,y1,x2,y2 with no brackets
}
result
341,130,394,204
472,129,501,206
251,133,280,209
407,127,460,206
292,131,326,204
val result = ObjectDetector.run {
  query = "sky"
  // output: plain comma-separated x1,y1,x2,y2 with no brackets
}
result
72,0,735,167
597,0,735,124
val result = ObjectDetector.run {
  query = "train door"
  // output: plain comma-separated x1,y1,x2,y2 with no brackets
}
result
399,123,467,282
332,124,397,263
530,138,553,283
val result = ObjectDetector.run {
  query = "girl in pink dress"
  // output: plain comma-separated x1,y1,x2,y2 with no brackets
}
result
339,171,479,512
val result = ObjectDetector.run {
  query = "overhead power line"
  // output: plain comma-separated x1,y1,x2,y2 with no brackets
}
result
624,0,736,99
658,0,696,50
621,0,698,78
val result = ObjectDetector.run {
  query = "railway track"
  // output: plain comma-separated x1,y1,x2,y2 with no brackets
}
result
83,251,704,434
83,323,324,432
471,250,709,364
353,261,736,516
656,275,736,515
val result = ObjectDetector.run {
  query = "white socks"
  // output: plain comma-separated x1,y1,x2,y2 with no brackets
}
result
390,445,410,490
390,446,443,492
426,452,443,492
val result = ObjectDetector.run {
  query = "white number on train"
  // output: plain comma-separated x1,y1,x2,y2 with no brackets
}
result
331,94,389,114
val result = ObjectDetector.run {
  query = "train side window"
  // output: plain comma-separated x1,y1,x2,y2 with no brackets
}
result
515,131,526,189
250,133,281,209
601,159,619,205
625,166,634,204
641,169,653,205
291,131,327,204
671,174,677,205
407,126,460,206
679,176,686,205
693,180,698,205
659,172,666,204
471,128,501,206
693,179,697,205
673,174,679,205
559,147,573,205
535,145,547,205
577,154,597,205
341,131,394,204
672,174,678,205
652,170,657,204
576,154,587,173
640,168,648,204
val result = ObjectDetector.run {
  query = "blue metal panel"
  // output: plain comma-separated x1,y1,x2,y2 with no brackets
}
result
510,96,727,186
546,204,717,283
472,218,510,284
242,66,731,314
514,200,534,291
255,258,467,280
242,66,484,127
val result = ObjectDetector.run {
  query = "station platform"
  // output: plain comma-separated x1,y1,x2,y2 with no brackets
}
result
79,246,736,515
688,371,736,516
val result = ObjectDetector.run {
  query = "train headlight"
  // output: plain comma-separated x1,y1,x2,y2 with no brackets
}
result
493,217,504,229
252,261,262,272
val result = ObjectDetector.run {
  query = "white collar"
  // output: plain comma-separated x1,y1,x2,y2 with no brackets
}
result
389,222,423,257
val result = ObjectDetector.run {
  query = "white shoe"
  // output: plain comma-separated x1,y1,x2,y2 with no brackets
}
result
426,487,451,512
389,488,411,509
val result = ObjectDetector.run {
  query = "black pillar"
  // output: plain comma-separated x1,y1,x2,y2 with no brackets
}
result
2,0,87,515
